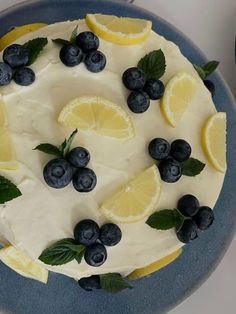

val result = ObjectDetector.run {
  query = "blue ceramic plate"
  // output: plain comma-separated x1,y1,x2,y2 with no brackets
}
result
0,1,235,313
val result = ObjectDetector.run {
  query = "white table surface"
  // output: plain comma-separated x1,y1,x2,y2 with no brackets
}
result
0,1,235,314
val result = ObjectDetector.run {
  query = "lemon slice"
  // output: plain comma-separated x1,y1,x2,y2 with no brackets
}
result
160,72,199,127
0,246,48,283
99,165,161,223
58,96,134,139
86,14,152,45
0,23,47,51
202,112,227,173
128,248,182,280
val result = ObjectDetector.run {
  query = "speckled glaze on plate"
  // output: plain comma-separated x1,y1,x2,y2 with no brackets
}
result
0,1,235,313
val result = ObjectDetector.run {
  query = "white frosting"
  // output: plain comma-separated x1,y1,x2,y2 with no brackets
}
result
0,20,225,279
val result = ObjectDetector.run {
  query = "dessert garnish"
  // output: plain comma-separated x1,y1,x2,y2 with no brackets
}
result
0,175,22,204
194,60,219,96
53,26,106,72
86,14,152,45
58,96,134,140
122,50,166,113
0,38,48,86
39,219,122,268
160,72,199,127
201,112,226,173
99,165,161,223
78,273,132,293
148,137,205,183
34,129,97,192
146,194,214,243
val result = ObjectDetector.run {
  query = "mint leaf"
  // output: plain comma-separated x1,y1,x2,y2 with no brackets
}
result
75,247,86,264
70,25,78,44
194,60,219,80
33,144,63,157
202,61,219,76
52,38,70,46
193,65,206,80
181,158,205,176
24,37,48,65
0,176,22,204
38,238,85,266
138,49,166,80
59,129,78,157
146,209,184,230
100,273,132,293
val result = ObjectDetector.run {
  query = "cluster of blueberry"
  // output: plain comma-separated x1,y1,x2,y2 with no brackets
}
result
0,44,35,87
75,219,122,291
122,67,165,113
59,31,106,72
177,194,214,243
43,147,97,192
148,138,192,183
74,219,122,267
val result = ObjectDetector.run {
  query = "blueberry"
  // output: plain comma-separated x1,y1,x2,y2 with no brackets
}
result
84,243,107,267
193,206,214,230
177,219,198,243
204,80,215,96
143,79,165,100
3,44,29,68
76,31,99,53
127,91,150,113
177,194,200,217
13,67,35,86
84,50,106,73
74,219,100,246
78,275,101,291
73,167,97,192
67,147,90,168
59,44,83,67
43,158,73,189
122,67,146,91
0,62,13,86
100,223,122,246
148,138,170,160
158,157,182,183
170,139,192,162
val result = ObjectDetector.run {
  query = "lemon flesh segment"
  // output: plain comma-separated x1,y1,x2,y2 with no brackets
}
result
86,14,152,45
58,96,134,140
128,248,182,280
161,72,199,127
0,246,48,283
202,112,227,173
0,23,47,51
99,165,161,223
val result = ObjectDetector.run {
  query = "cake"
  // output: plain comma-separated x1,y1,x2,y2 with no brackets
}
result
0,14,226,292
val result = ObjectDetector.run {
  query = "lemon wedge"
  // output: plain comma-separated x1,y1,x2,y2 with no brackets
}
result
58,96,134,140
86,14,152,45
0,23,47,51
202,112,227,173
0,246,48,283
128,248,182,280
99,165,161,223
160,72,199,127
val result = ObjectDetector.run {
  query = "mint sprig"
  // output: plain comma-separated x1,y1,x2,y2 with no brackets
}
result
34,129,78,158
194,60,219,80
24,37,48,65
146,209,184,231
52,25,78,46
38,238,86,266
181,158,205,176
138,49,166,80
100,273,133,293
0,176,22,204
